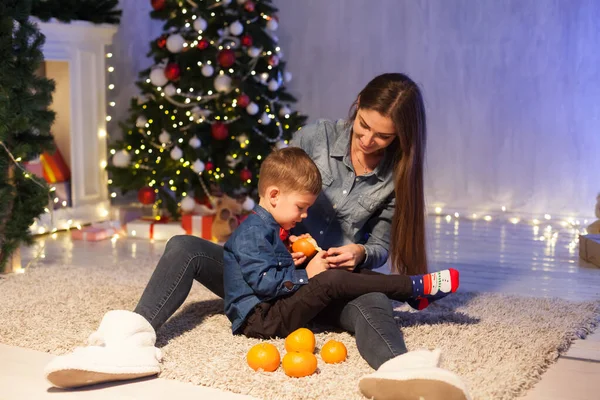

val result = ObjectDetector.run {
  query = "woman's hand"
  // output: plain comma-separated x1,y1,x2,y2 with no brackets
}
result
289,234,311,266
325,244,366,270
306,251,329,278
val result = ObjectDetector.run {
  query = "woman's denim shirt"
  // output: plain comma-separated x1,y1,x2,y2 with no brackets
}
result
290,119,395,271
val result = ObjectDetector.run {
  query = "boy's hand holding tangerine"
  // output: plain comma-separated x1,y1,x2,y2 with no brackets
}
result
289,234,322,267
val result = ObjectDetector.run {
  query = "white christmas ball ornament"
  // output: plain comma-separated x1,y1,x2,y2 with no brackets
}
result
267,19,278,31
279,105,291,117
237,133,249,143
136,116,148,128
268,79,279,91
246,102,259,115
260,112,272,125
214,74,232,93
170,146,183,160
164,84,177,97
166,34,185,53
192,159,205,173
242,196,255,211
112,150,131,168
194,17,207,32
180,196,196,213
275,140,288,150
201,64,214,77
159,130,171,144
247,47,261,58
229,20,244,36
284,71,292,83
150,68,168,87
189,136,202,149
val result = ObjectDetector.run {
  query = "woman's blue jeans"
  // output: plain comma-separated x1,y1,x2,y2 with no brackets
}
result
134,235,407,369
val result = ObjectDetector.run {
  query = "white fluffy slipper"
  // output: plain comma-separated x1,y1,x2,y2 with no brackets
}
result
359,366,471,400
44,345,162,389
358,349,471,400
87,310,156,347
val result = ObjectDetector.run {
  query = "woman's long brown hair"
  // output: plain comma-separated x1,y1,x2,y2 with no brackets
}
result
350,73,428,275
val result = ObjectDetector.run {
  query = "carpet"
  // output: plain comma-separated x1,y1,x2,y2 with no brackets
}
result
0,256,598,400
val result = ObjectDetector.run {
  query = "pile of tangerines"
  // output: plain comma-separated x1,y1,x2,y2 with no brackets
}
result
246,328,347,377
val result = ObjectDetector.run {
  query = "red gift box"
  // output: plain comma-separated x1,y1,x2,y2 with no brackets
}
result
40,142,71,183
181,214,214,240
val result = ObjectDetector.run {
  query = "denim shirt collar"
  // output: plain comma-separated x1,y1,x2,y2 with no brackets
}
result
329,121,394,182
252,204,281,232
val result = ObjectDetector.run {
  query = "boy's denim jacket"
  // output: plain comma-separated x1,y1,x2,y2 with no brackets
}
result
223,205,308,333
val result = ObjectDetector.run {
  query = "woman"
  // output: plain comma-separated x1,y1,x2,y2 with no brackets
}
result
44,73,470,400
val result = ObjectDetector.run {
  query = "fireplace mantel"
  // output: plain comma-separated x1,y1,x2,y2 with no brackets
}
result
33,18,117,230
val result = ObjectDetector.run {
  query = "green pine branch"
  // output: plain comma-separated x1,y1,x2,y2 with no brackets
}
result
0,0,55,272
31,0,121,25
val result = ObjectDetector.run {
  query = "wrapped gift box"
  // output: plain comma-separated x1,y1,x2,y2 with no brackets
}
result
112,203,156,226
579,234,600,268
181,214,215,240
51,181,72,209
71,221,122,242
23,157,45,180
126,218,186,241
40,144,71,183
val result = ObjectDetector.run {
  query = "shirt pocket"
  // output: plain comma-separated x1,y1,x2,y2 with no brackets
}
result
344,195,380,239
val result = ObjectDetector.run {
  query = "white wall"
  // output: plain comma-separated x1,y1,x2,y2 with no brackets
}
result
110,0,600,218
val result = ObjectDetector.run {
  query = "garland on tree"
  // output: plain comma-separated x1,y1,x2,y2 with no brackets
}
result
0,0,56,272
107,0,307,218
31,0,121,25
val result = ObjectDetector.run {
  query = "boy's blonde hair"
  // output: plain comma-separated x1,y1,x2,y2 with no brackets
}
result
258,147,322,196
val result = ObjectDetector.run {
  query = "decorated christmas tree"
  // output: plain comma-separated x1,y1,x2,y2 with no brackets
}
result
107,0,307,218
0,0,56,272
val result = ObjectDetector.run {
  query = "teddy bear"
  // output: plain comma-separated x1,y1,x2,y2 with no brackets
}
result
586,193,600,234
209,194,244,243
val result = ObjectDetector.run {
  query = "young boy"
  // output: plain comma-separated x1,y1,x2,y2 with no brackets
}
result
223,147,460,339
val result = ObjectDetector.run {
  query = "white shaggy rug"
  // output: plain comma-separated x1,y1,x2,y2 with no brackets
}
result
0,255,598,400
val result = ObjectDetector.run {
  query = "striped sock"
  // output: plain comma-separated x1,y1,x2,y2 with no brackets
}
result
407,269,460,310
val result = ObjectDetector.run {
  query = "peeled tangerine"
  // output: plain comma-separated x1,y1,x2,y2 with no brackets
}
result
246,343,281,372
282,351,318,378
291,237,321,258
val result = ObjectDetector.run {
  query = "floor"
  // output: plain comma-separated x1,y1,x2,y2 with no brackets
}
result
1,214,598,399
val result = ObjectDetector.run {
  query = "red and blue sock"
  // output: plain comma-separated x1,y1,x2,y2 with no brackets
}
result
407,269,460,310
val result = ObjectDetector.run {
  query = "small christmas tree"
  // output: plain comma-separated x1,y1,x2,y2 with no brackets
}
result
0,0,55,272
107,0,307,218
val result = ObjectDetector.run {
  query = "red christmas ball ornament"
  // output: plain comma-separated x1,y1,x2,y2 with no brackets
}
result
237,93,250,108
164,63,181,81
217,49,236,68
268,55,279,66
157,35,167,49
241,34,253,47
205,161,215,171
211,122,229,140
138,186,156,205
197,39,209,50
151,0,166,11
240,168,253,181
244,1,255,12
